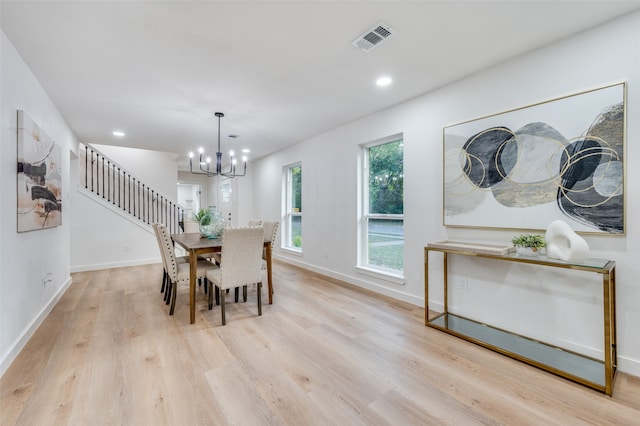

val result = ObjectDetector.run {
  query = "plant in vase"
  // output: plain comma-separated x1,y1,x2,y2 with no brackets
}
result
512,234,546,256
193,209,225,239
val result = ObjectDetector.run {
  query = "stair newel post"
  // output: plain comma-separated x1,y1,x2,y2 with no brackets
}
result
91,149,100,195
111,162,115,205
142,183,146,221
145,185,149,224
84,145,88,189
101,154,105,198
107,160,111,203
137,180,141,220
118,167,121,208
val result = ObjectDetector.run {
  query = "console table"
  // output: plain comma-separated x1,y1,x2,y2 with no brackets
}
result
424,243,617,395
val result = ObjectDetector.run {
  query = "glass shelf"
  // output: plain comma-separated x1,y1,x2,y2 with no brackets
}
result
429,313,605,388
426,241,613,271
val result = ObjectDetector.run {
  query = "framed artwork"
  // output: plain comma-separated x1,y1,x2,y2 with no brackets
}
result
17,110,62,232
443,82,625,235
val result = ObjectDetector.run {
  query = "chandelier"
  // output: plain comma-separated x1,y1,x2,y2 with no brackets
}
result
189,112,247,177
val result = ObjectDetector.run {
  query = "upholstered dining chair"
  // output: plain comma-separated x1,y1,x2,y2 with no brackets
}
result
156,223,218,315
183,218,200,233
261,221,279,303
152,223,190,303
211,219,263,302
205,226,265,325
182,218,215,294
211,219,262,265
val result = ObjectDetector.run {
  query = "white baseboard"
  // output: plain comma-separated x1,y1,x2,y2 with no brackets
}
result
273,254,423,306
70,257,160,273
618,356,640,378
0,276,73,378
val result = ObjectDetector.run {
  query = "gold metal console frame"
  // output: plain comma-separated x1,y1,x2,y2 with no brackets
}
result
424,243,617,395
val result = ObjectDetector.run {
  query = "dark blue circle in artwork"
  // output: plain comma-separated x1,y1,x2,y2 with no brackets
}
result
559,138,602,189
462,126,516,188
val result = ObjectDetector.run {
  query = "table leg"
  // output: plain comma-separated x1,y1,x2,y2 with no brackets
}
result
266,242,273,304
189,251,197,324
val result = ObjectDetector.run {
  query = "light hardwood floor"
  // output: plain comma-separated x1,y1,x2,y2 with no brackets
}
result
1,261,639,425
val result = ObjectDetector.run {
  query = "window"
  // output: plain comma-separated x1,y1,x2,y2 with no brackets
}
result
360,137,404,275
283,163,302,251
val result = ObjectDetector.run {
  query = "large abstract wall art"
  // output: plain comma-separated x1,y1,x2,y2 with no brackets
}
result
443,83,625,234
17,110,62,232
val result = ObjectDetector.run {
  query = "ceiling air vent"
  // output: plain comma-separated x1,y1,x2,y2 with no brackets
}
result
352,23,395,52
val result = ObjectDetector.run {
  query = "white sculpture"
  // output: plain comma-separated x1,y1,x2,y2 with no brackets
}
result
545,220,590,261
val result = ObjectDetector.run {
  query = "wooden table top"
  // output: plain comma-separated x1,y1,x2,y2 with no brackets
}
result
171,232,223,251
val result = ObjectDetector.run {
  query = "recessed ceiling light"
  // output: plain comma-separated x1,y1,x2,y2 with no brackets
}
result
112,131,125,137
376,76,392,86
242,148,250,153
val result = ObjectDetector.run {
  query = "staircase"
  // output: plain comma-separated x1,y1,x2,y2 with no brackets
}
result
78,143,185,233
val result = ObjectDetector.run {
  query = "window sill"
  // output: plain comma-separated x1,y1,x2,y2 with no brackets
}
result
356,266,405,285
281,247,303,257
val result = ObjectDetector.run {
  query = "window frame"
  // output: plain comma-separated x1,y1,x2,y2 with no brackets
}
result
358,135,404,281
282,162,302,253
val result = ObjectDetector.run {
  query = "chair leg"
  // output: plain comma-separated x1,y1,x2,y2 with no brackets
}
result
220,288,226,325
169,281,177,315
215,287,220,305
208,281,213,310
257,282,262,316
243,285,247,302
268,269,273,305
203,278,208,294
234,287,239,303
165,278,171,304
161,269,167,293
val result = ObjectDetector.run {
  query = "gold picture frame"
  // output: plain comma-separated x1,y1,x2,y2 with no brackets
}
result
443,82,626,235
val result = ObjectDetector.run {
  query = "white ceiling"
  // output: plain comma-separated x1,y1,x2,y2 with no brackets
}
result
2,1,640,170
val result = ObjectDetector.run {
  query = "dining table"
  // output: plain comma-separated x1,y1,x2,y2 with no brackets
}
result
171,232,273,324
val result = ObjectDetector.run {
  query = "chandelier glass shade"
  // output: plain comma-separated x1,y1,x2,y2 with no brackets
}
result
189,112,247,178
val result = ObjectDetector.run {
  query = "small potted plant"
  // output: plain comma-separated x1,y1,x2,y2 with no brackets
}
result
512,234,546,256
193,208,225,239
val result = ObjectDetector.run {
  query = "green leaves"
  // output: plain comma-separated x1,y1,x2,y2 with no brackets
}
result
512,234,546,248
368,140,403,214
192,209,212,225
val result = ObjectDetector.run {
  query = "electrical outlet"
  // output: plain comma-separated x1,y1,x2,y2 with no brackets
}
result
42,272,53,287
458,278,469,291
324,249,329,259
124,244,131,252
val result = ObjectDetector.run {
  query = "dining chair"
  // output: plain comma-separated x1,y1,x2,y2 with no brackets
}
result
152,223,189,303
211,219,262,265
182,218,216,294
156,223,218,315
205,226,264,325
183,218,200,233
211,219,263,302
261,221,279,303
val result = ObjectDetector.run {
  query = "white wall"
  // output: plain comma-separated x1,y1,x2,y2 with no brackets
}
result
70,144,180,272
0,30,77,376
250,11,640,376
70,190,161,272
